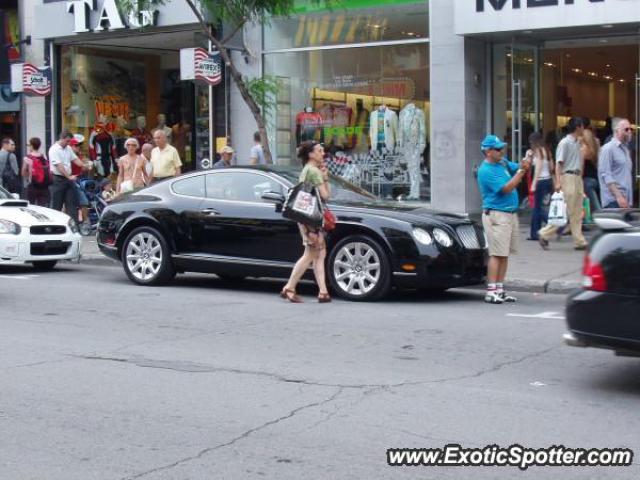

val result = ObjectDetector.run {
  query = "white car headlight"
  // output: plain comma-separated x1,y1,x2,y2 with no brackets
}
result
412,228,433,245
67,218,79,234
0,219,21,235
433,228,453,247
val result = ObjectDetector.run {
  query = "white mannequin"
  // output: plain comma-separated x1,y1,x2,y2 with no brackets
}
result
398,103,426,199
155,113,173,144
369,105,398,153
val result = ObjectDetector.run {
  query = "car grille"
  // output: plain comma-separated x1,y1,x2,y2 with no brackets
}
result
30,242,71,256
456,225,484,250
30,225,66,235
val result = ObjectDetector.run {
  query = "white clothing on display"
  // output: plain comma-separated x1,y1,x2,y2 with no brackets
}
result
398,103,426,199
369,107,398,152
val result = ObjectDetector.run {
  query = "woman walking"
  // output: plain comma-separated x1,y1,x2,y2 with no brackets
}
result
116,138,148,194
281,141,332,303
580,126,601,212
21,137,50,206
528,132,555,241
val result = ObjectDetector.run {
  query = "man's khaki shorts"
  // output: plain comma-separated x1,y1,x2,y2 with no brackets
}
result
482,210,519,257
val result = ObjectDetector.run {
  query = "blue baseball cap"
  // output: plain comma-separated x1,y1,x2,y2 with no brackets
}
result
481,134,507,151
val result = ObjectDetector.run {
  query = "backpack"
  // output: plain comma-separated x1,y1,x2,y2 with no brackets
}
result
30,154,51,188
1,151,20,193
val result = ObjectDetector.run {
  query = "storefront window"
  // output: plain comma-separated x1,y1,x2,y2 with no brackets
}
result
60,45,212,176
264,42,430,201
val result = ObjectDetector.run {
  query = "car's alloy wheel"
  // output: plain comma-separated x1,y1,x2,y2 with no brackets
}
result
329,235,390,301
122,227,174,285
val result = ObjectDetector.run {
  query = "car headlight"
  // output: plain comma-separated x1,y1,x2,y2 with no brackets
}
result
0,219,21,235
433,228,453,247
68,218,79,234
412,228,433,245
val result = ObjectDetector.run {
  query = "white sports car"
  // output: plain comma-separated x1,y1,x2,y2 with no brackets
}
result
0,185,81,270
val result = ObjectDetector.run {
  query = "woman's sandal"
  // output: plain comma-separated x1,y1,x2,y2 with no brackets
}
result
318,292,332,303
280,287,303,303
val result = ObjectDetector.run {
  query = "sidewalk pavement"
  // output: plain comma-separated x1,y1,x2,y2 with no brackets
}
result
78,223,590,294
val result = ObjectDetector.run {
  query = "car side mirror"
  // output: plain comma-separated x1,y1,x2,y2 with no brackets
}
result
10,193,19,200
261,191,286,212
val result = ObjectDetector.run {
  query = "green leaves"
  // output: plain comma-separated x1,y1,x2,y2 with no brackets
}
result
245,76,279,119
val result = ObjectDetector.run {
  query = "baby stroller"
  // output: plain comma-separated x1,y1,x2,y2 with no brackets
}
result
76,178,109,236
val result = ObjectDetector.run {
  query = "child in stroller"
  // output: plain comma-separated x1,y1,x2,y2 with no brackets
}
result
76,178,110,236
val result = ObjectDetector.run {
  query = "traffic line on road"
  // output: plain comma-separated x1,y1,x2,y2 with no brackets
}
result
0,274,40,280
507,311,565,320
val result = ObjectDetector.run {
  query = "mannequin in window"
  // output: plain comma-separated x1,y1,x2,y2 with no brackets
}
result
399,103,426,200
295,107,323,144
112,115,131,158
131,115,153,153
351,98,370,151
89,115,117,177
369,105,398,153
154,113,173,144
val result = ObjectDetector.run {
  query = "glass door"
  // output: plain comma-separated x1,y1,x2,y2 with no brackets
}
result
635,68,639,207
492,43,540,161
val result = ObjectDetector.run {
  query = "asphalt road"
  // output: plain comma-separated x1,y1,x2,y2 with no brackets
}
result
2,263,639,480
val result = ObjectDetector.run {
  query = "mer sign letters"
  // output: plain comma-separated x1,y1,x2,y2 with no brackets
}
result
476,0,604,11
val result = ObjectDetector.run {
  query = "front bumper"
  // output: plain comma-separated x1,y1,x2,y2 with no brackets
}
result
565,289,640,353
0,231,82,265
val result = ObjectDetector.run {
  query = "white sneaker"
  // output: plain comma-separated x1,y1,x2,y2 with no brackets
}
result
500,292,517,303
484,291,504,304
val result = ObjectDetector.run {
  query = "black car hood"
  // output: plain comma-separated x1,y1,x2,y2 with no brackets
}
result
329,200,472,227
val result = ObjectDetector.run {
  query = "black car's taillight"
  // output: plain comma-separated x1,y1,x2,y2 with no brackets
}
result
582,254,607,292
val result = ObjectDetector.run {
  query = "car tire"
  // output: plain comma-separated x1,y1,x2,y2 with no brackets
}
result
122,226,175,285
328,234,391,301
32,260,58,271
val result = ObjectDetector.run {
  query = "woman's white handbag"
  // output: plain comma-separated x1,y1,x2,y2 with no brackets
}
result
548,192,568,227
120,179,134,193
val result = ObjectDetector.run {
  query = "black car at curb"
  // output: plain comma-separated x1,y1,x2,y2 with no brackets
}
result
564,210,640,356
97,166,487,301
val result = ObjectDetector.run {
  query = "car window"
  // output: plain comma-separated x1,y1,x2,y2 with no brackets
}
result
205,172,284,202
172,175,206,198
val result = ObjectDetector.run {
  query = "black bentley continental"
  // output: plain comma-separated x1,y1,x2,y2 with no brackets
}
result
97,166,487,301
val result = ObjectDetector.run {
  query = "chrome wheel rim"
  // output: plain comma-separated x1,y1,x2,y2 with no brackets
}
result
125,232,162,281
333,242,381,296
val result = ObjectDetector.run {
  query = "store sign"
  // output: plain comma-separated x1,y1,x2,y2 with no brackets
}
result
180,48,222,86
10,63,52,96
95,95,129,121
455,0,637,34
476,0,604,11
65,0,159,34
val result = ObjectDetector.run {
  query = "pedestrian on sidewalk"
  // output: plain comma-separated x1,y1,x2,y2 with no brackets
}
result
0,137,20,194
528,132,554,241
280,141,332,303
477,135,531,304
249,131,267,165
598,117,634,209
141,143,154,182
538,117,588,251
21,137,51,206
581,119,601,213
69,135,92,227
116,138,147,194
213,146,234,169
48,130,87,224
150,130,181,183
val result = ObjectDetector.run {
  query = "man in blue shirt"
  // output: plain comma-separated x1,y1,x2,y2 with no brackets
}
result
477,135,531,304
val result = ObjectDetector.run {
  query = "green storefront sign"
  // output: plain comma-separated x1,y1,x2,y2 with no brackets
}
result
293,0,427,14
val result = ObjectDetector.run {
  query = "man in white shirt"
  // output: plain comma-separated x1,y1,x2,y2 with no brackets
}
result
249,131,267,165
48,130,87,223
150,130,182,182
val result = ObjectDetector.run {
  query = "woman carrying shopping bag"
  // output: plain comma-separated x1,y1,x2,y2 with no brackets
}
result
281,141,332,303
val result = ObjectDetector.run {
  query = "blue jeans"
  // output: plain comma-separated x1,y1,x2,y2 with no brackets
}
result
530,178,553,240
583,177,601,212
605,200,621,208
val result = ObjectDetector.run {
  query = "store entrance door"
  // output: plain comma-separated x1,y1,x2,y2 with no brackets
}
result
492,43,540,162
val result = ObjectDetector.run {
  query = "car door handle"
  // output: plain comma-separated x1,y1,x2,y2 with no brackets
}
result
200,208,220,216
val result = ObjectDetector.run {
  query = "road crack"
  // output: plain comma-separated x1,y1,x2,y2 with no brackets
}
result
122,388,344,480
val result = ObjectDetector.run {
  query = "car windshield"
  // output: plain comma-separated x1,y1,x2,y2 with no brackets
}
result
272,167,376,203
0,185,11,200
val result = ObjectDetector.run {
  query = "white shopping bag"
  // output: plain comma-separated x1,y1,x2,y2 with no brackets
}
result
548,192,568,227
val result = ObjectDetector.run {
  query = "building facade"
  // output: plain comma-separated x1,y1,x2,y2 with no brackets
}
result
16,0,640,212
